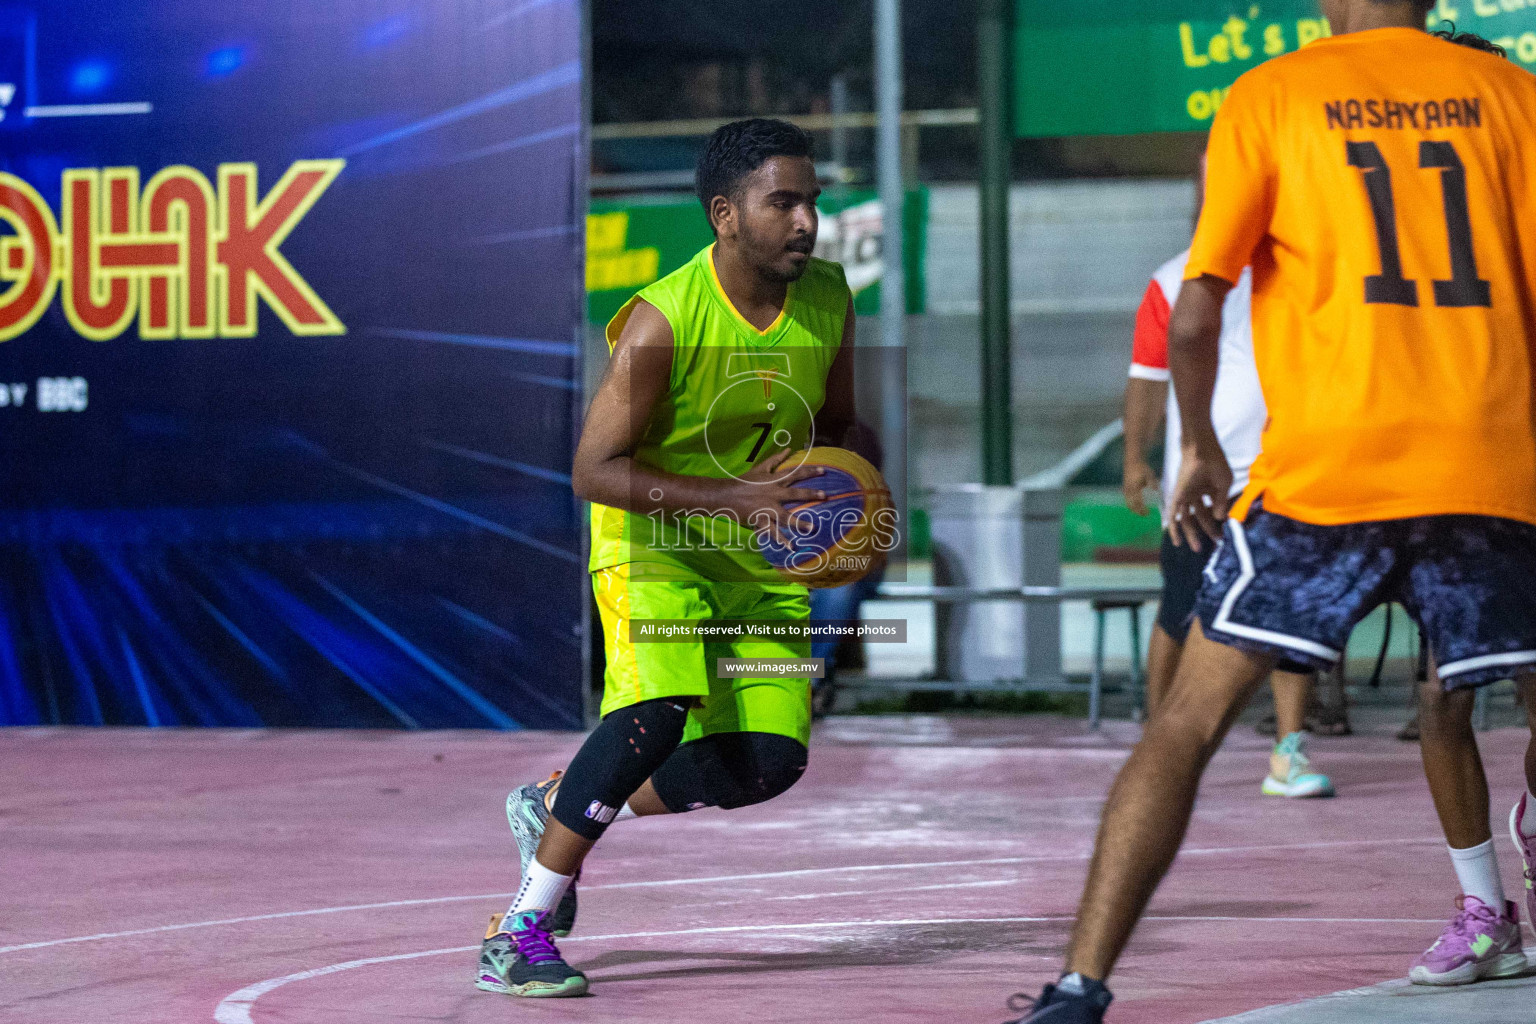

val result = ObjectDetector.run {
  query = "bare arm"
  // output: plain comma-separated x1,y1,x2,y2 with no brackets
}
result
1121,376,1167,517
812,297,858,448
571,299,827,545
1166,274,1234,549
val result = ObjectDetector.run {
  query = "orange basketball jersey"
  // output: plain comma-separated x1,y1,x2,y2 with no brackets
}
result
1187,28,1536,527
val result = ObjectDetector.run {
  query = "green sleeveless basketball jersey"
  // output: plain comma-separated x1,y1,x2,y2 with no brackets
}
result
590,244,850,583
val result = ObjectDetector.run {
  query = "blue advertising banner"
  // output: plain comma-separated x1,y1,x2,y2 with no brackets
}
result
0,0,588,728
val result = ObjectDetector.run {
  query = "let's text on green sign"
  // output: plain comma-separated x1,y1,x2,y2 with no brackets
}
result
1014,1,1536,138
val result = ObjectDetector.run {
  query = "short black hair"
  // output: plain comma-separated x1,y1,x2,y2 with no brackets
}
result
695,118,814,222
1433,22,1508,57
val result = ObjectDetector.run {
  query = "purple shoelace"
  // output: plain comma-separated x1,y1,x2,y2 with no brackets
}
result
511,916,563,965
1438,898,1498,955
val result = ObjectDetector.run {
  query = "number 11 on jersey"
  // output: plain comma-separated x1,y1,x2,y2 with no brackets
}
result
1348,139,1492,310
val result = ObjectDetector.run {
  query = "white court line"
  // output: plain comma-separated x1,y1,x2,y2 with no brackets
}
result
0,893,515,955
591,835,1441,892
25,102,153,117
756,879,1017,902
1,836,1441,956
211,913,1457,1024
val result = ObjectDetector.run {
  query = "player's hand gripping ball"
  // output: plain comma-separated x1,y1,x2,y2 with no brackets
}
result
757,447,894,588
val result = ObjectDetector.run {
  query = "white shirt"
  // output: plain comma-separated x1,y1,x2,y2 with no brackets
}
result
1128,249,1264,511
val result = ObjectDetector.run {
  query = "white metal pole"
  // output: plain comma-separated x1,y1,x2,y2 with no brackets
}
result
830,73,850,186
875,0,904,349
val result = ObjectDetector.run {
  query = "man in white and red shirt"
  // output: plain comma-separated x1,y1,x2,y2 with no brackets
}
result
1123,198,1334,799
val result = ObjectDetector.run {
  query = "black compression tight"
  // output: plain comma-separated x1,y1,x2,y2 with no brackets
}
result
550,704,810,841
650,731,809,812
549,698,690,840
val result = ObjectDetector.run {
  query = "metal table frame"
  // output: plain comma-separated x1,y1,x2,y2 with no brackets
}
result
849,582,1164,728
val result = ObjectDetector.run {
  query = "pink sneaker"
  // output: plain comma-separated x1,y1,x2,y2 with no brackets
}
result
1512,794,1536,933
1409,895,1527,986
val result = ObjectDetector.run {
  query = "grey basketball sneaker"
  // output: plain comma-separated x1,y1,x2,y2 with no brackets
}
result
475,911,588,997
507,771,578,936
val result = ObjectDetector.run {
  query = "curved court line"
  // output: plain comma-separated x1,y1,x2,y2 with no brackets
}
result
213,919,1061,1024
212,913,1461,1024
0,893,518,955
2,836,1441,956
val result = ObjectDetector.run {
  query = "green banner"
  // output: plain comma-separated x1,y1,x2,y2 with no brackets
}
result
1428,0,1536,62
1014,1,1536,138
586,189,928,326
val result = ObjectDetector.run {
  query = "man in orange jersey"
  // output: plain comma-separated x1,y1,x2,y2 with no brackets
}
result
1002,4,1536,1021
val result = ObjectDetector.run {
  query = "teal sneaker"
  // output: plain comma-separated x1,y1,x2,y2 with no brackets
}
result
475,911,588,998
1261,732,1335,798
507,772,578,936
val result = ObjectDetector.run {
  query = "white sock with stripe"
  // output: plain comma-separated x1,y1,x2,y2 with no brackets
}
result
1448,839,1505,909
504,859,573,927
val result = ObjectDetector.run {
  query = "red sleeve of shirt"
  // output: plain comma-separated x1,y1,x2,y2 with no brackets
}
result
1129,278,1171,376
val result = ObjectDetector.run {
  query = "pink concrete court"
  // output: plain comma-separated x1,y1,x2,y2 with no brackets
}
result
2,718,1533,1024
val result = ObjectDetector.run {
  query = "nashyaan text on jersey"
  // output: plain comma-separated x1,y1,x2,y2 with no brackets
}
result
1325,97,1483,132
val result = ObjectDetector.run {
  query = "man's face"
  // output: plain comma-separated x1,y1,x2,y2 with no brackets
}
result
718,156,819,283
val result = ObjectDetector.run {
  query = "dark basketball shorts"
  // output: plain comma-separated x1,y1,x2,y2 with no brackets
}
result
1160,531,1311,673
1158,531,1213,644
1193,502,1536,690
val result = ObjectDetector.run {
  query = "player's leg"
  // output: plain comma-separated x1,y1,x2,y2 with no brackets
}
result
1410,671,1520,984
643,579,815,811
1270,669,1308,739
480,568,711,998
1143,626,1181,719
1008,505,1389,1022
481,696,691,997
1403,516,1536,985
1262,669,1335,798
1513,673,1536,928
1063,623,1273,980
1417,672,1491,852
637,580,814,811
537,696,694,869
553,575,815,819
505,575,808,881
651,729,808,811
531,727,809,820
1145,530,1206,718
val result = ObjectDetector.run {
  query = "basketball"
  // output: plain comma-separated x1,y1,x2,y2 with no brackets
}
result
756,446,894,588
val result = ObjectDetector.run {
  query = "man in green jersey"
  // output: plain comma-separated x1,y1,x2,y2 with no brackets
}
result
476,118,860,998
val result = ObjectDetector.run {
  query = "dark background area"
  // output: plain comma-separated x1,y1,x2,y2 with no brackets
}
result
0,0,587,729
590,0,1205,182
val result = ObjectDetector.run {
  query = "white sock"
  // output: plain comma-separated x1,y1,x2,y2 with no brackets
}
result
504,860,573,925
1448,839,1505,909
1522,791,1536,838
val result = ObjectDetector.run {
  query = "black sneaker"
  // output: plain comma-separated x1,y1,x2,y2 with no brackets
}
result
1004,976,1112,1023
474,910,588,997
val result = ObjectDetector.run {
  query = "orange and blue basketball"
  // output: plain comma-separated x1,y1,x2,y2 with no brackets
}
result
757,446,894,589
